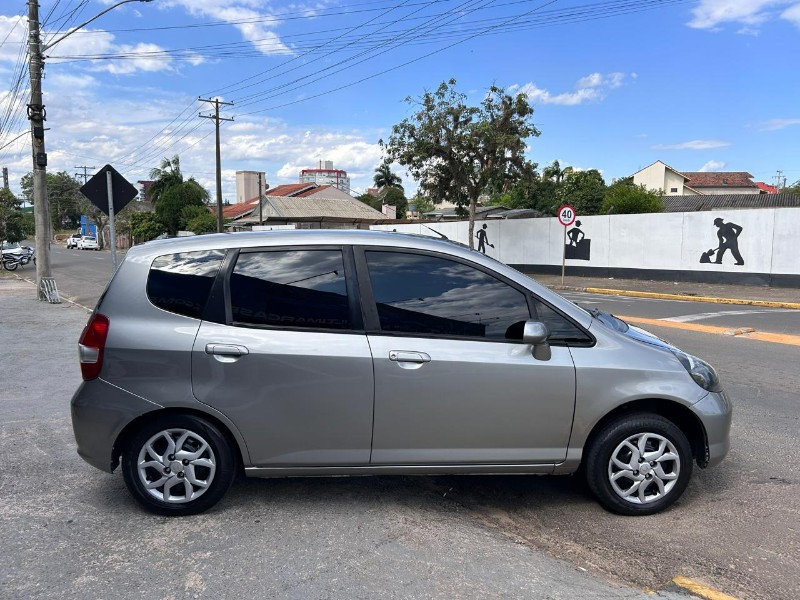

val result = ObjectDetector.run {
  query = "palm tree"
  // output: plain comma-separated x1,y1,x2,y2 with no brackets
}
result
148,155,184,205
542,160,573,184
373,161,403,194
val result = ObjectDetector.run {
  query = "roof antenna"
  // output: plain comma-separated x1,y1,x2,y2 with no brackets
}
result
422,225,448,240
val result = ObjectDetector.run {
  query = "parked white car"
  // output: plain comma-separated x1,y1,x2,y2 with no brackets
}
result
77,235,99,250
66,233,82,249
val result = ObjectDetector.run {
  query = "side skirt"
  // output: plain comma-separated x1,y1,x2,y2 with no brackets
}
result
244,463,559,478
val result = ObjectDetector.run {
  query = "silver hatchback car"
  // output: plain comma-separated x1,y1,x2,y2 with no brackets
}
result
71,230,731,516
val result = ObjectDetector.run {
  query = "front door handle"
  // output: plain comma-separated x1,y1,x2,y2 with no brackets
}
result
205,343,249,357
389,351,431,364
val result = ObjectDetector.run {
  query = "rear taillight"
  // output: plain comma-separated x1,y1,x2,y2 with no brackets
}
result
78,313,109,381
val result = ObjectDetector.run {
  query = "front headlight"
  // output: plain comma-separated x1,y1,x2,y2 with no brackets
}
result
673,351,722,392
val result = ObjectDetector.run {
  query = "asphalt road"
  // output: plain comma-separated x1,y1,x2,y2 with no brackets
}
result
0,280,687,600
4,245,799,599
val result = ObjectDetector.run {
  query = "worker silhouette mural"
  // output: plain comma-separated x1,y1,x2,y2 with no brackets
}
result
476,224,495,254
565,220,591,261
700,218,745,266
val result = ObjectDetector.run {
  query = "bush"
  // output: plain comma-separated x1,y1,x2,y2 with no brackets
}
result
601,182,664,214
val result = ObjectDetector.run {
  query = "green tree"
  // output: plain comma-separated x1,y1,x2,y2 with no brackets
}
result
129,211,164,244
491,168,559,215
558,170,607,215
601,178,664,214
383,79,540,248
149,155,184,205
380,186,408,219
20,170,83,231
542,160,573,184
410,194,435,218
373,161,404,194
0,188,24,242
181,205,217,234
356,192,382,211
155,179,210,236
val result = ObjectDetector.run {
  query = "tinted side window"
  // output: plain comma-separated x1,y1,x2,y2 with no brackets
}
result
531,298,592,344
231,250,351,330
147,250,225,319
365,251,530,340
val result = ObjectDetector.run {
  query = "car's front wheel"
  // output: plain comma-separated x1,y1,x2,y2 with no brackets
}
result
121,415,237,516
584,413,692,516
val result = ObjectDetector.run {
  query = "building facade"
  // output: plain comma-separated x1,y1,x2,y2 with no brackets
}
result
299,161,351,195
235,170,267,204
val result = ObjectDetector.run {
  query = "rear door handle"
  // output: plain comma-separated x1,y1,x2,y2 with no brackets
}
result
205,343,249,357
389,351,431,364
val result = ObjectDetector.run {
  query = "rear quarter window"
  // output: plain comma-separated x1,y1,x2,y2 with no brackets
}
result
147,250,225,319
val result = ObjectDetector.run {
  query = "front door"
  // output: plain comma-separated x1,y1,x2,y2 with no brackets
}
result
360,249,577,466
192,247,374,467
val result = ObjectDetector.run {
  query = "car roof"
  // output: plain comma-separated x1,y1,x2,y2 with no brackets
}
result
132,229,468,257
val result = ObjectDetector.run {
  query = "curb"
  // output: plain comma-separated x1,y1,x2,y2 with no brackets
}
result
548,285,800,310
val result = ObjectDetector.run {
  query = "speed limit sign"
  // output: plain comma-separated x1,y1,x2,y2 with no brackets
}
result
558,205,576,227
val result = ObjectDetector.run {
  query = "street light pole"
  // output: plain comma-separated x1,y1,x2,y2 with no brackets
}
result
27,0,153,301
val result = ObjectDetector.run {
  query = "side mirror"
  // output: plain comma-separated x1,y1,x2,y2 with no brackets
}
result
523,320,551,361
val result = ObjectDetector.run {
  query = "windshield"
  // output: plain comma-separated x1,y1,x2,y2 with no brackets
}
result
581,307,630,332
84,237,96,241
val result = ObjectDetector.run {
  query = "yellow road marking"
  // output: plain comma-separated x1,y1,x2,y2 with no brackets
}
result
583,287,800,310
617,315,800,347
671,576,739,600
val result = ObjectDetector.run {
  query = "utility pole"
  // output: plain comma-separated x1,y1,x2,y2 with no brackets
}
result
27,0,52,300
199,98,233,233
27,0,153,301
75,165,95,184
775,170,784,191
258,172,263,225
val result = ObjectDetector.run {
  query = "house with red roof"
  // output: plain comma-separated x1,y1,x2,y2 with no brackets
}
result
633,160,762,195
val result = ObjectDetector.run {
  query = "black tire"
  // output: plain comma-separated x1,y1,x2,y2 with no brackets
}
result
121,414,237,516
584,413,692,516
3,260,18,271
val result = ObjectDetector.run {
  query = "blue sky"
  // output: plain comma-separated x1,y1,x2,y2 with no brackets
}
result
1,0,799,202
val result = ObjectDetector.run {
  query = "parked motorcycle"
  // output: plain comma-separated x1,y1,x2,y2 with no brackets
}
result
2,248,35,271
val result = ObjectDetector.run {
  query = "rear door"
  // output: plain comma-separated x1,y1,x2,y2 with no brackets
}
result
357,248,579,466
191,246,375,467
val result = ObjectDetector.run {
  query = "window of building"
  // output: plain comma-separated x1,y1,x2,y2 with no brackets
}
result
147,250,225,319
230,250,352,330
670,187,678,193
365,251,530,340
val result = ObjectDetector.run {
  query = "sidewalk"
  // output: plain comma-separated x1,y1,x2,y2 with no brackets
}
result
530,273,800,308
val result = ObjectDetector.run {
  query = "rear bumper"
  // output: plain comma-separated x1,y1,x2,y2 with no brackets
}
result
71,379,161,473
692,390,732,468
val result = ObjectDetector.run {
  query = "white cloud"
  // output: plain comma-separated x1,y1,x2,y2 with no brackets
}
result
509,72,628,106
688,0,800,31
757,117,800,131
45,28,178,74
699,160,727,172
652,139,731,150
0,16,26,64
782,3,800,25
165,0,293,55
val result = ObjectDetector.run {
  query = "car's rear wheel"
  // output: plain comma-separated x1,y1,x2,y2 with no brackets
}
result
121,415,236,516
585,413,692,516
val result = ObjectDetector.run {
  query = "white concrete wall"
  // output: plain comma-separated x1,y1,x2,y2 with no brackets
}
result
371,207,800,277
